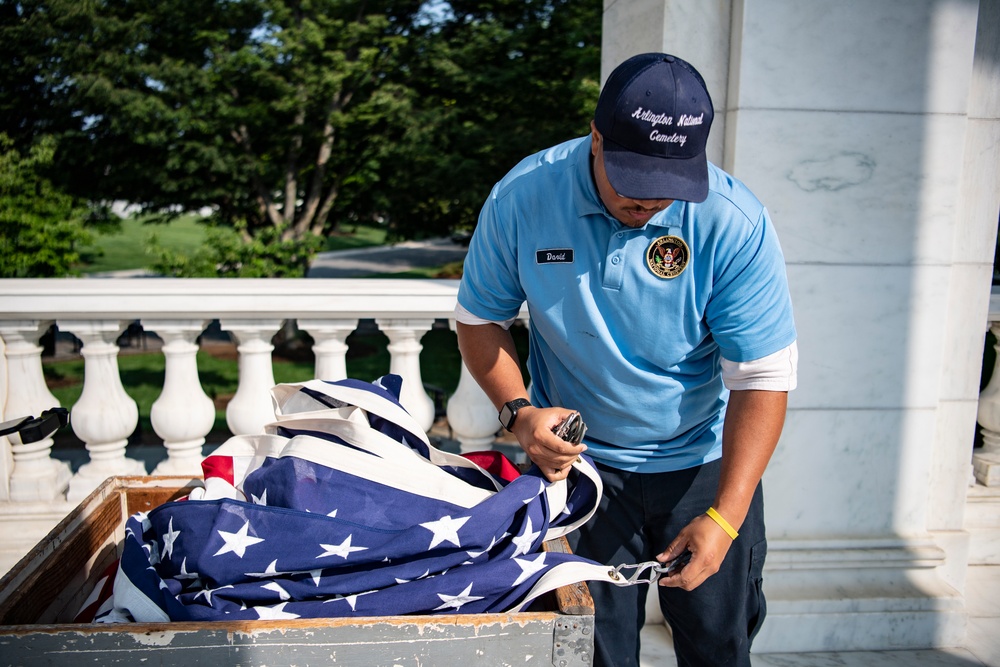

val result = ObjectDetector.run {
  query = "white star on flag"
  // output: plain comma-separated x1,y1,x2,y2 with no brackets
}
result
322,594,360,611
434,582,484,611
143,541,161,565
254,602,300,620
161,517,181,561
512,553,548,586
262,581,290,601
194,584,233,605
420,515,470,549
251,488,268,505
525,480,545,504
213,520,265,558
511,516,540,557
175,557,199,580
245,560,325,584
467,536,498,560
316,534,368,559
246,559,282,578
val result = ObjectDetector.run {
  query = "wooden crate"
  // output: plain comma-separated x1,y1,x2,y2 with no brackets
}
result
0,476,594,666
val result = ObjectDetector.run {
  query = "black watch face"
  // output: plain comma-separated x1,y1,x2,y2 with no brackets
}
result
499,399,529,430
500,404,515,429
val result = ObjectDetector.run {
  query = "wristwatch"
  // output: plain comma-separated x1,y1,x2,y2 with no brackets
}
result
499,398,532,432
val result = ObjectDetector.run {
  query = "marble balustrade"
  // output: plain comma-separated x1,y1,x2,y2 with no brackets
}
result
2,278,996,498
0,278,515,570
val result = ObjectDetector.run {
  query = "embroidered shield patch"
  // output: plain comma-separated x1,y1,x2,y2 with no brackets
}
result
645,235,690,279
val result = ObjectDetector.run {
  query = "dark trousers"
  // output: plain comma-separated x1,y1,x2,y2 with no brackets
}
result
567,459,767,667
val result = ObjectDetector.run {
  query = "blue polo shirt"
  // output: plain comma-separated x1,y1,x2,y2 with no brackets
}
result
457,136,796,472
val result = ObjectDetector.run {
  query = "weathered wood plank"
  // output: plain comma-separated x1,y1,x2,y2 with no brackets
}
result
542,537,596,616
0,477,202,625
0,493,120,626
124,482,199,516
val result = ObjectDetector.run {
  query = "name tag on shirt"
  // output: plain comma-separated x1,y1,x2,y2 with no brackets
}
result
536,249,574,264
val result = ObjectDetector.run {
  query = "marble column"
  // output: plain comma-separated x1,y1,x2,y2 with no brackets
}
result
219,319,283,436
375,318,436,433
298,319,357,382
59,320,145,502
143,319,215,476
445,320,500,452
0,321,71,501
0,335,10,501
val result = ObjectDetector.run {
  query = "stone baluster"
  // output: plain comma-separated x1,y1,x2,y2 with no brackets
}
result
298,319,357,381
219,319,283,436
445,320,501,452
375,318,436,433
0,335,10,501
143,319,215,476
60,320,145,502
975,321,1000,486
0,322,72,501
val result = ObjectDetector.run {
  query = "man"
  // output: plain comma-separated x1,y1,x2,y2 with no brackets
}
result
454,52,797,666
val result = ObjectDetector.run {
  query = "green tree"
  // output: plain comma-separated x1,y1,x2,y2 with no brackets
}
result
5,1,424,254
0,134,98,277
2,0,601,275
381,0,602,238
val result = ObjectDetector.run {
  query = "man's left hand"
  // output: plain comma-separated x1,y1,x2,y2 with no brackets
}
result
655,514,735,590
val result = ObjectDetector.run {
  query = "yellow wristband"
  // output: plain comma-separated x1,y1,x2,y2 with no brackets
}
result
706,507,739,540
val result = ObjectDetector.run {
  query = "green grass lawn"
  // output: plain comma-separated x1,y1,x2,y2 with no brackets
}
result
323,223,389,252
79,215,389,275
80,215,210,274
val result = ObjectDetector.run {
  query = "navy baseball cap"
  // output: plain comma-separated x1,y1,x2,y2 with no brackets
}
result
594,53,714,202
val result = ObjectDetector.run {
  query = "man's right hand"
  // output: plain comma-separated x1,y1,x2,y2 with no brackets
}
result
511,406,588,482
454,322,586,482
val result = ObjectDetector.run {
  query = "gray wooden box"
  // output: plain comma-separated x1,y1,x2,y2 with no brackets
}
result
0,476,595,666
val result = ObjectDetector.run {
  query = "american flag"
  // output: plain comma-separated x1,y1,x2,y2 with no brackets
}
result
102,376,621,622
